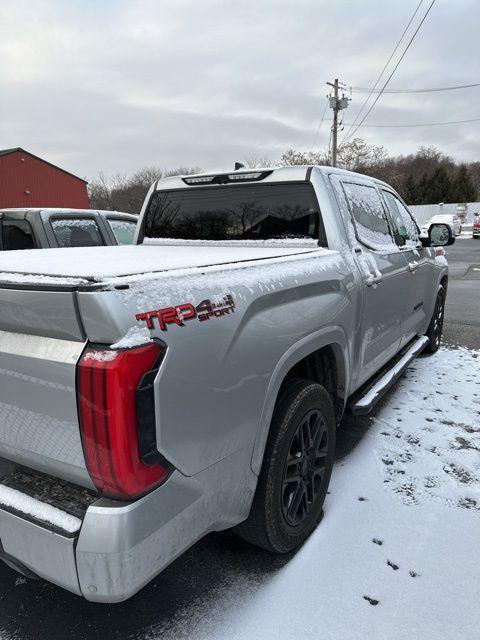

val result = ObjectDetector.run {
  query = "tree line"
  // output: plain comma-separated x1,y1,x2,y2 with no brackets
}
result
88,139,479,214
278,140,479,206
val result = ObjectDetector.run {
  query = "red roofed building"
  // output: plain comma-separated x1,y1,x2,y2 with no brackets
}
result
0,148,89,209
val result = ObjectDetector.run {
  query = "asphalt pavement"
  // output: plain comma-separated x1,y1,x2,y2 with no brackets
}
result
442,236,480,349
0,237,478,640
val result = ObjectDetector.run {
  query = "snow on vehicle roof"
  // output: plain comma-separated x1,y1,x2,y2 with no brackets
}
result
429,214,454,221
0,207,136,219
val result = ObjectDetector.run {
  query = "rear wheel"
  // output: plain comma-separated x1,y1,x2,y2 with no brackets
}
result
235,379,336,553
423,284,445,354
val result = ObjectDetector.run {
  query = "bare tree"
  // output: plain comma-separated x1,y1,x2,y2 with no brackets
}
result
244,156,276,169
164,166,202,177
88,166,202,214
280,149,329,166
88,171,115,210
336,138,387,172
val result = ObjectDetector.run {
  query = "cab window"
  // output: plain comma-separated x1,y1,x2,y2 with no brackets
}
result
51,218,104,247
382,191,420,247
108,218,136,245
341,182,396,251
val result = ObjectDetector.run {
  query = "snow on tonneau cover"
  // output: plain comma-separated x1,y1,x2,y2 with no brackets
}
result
0,240,343,486
0,242,322,283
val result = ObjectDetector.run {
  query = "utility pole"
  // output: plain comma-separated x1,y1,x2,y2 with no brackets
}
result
326,79,349,167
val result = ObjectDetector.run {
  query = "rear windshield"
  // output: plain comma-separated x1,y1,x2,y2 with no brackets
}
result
143,182,325,243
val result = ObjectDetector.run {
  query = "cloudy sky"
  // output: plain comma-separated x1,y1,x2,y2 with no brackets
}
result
0,0,479,180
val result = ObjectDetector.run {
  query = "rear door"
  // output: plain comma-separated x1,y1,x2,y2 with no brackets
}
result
380,189,435,346
340,179,410,386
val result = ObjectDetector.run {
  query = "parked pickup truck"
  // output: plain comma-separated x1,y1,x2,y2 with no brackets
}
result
0,208,138,250
0,165,454,602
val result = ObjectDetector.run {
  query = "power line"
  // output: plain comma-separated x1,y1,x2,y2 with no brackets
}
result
342,116,480,128
309,98,329,151
341,0,425,143
351,82,480,94
343,0,437,143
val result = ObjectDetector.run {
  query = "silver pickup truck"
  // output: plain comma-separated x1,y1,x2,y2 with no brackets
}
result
0,165,454,602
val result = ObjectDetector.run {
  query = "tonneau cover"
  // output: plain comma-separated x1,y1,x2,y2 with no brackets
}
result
0,242,318,286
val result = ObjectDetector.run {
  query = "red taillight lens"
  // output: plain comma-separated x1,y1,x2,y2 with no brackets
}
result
77,342,172,500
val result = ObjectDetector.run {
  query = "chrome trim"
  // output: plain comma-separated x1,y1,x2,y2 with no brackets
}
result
0,330,84,363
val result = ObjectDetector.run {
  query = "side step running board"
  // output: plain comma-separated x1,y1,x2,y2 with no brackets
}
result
347,336,429,416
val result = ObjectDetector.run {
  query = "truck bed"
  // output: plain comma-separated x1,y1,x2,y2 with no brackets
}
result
0,240,336,489
0,242,319,287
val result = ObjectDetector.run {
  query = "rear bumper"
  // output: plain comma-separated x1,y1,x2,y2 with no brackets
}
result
0,447,256,602
75,470,204,602
0,470,203,602
0,508,81,594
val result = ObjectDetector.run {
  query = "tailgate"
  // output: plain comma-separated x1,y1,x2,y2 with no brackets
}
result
0,286,93,489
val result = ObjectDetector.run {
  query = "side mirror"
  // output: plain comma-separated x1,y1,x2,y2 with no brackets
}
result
420,223,455,247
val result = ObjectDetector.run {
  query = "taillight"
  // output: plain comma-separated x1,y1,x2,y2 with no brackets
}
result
77,342,172,500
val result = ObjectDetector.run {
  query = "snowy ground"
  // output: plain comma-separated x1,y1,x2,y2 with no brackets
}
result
0,346,478,640
147,346,480,640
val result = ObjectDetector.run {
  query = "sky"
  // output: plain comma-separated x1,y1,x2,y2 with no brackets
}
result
0,0,479,181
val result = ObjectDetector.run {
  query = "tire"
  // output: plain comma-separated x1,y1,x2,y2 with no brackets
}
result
235,379,336,553
423,284,445,354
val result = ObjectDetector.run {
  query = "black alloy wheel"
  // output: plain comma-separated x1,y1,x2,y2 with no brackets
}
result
424,284,445,354
282,409,329,526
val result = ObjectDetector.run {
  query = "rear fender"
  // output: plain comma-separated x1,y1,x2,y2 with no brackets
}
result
251,326,349,475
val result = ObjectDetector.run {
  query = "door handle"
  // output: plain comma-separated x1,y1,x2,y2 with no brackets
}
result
408,261,419,272
366,275,383,287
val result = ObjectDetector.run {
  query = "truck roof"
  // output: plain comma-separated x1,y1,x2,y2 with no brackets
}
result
152,164,392,192
0,208,137,220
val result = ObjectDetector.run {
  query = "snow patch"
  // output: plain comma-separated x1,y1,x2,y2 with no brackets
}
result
111,250,343,316
373,347,480,510
0,272,88,286
0,484,81,533
111,325,152,350
83,349,118,363
143,237,320,248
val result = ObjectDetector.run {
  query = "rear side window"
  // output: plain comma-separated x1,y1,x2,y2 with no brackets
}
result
108,218,136,245
382,191,420,247
2,220,35,250
51,218,104,248
144,183,326,244
342,182,395,250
